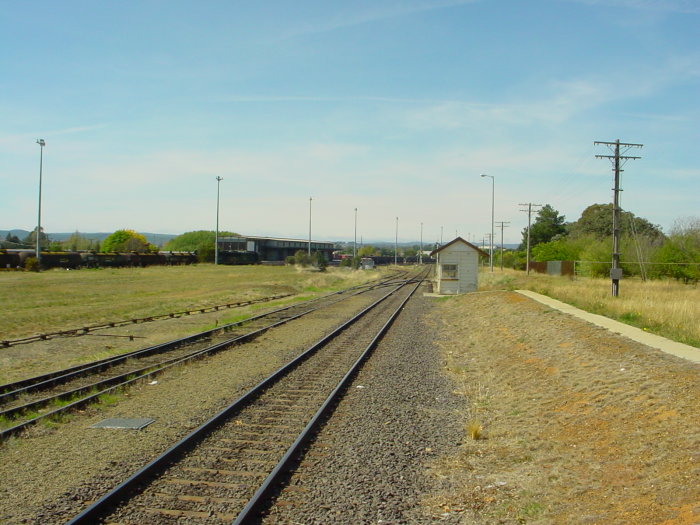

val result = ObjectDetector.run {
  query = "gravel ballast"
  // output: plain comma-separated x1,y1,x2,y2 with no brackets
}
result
4,283,699,524
263,288,464,524
0,291,390,524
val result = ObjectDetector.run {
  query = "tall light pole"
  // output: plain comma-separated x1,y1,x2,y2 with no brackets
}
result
419,222,423,264
353,207,358,258
215,176,223,265
36,139,45,266
308,197,312,256
481,174,495,272
394,216,398,266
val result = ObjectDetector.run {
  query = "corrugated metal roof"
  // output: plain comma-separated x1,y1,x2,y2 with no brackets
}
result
219,235,334,246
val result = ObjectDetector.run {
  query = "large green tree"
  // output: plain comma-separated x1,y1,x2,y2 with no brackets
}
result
164,230,238,262
64,231,96,251
163,230,235,252
102,229,152,253
568,203,664,242
521,204,566,248
357,245,376,257
651,217,700,283
22,227,50,248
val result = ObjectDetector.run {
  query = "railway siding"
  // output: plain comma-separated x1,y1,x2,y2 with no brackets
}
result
4,284,697,523
0,274,419,523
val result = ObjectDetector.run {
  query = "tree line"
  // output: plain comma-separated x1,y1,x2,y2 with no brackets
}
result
1,229,237,264
505,203,700,283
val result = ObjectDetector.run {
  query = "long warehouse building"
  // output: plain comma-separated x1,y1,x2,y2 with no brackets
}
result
218,235,335,262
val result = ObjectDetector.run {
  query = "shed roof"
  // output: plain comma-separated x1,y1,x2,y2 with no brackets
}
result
429,237,489,257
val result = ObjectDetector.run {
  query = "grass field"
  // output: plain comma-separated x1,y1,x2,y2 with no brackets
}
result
0,264,384,341
478,268,700,348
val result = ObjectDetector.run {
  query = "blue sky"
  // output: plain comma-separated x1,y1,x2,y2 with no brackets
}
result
1,0,698,245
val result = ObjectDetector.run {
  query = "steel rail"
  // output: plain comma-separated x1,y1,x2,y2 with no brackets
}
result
0,272,417,439
0,271,402,398
0,293,293,348
233,272,425,523
65,273,423,525
0,304,327,439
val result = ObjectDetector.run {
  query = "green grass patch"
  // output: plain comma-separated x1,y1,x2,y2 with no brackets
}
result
518,500,545,521
50,394,81,409
96,392,121,406
431,295,454,302
619,311,642,323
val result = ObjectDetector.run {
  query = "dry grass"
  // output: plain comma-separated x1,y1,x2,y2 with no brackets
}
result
466,420,483,441
424,291,700,523
0,264,385,340
478,268,700,347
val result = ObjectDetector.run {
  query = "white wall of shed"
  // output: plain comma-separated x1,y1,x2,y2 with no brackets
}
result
434,242,479,293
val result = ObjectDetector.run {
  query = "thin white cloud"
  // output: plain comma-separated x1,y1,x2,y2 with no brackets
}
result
219,95,446,104
564,0,700,14
280,0,480,39
402,51,700,131
0,124,108,154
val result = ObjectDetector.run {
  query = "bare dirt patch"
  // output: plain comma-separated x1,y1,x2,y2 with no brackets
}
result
425,291,700,524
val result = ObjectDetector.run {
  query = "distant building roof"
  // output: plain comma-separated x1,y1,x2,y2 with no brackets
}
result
219,235,334,246
430,237,489,257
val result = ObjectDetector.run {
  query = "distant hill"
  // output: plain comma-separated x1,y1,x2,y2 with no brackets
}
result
1,230,177,247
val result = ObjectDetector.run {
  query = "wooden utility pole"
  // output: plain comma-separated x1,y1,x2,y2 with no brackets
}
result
495,221,510,271
594,139,643,297
519,203,541,275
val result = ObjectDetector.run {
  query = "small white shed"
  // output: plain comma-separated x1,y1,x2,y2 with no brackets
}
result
430,237,488,294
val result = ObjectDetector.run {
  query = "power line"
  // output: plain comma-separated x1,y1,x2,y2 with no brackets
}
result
594,139,643,297
518,203,542,275
495,221,510,271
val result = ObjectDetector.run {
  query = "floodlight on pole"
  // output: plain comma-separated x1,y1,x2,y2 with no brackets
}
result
353,207,357,258
36,139,45,267
308,197,312,256
215,176,223,265
481,174,495,272
394,216,398,266
419,222,423,264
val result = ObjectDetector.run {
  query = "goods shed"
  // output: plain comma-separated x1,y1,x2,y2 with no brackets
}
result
430,237,488,294
218,235,334,263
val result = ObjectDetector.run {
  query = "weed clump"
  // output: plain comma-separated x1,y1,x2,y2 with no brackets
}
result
467,420,484,440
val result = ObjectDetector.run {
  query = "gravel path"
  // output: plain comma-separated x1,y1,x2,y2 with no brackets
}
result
263,289,464,524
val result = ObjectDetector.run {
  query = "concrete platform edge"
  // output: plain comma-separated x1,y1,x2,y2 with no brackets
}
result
515,289,700,364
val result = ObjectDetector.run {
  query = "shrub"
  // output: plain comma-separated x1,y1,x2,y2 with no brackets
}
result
315,252,327,272
24,257,40,272
294,250,311,267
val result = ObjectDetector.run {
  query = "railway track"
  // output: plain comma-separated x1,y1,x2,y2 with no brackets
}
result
0,293,292,348
0,270,412,439
66,268,427,524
